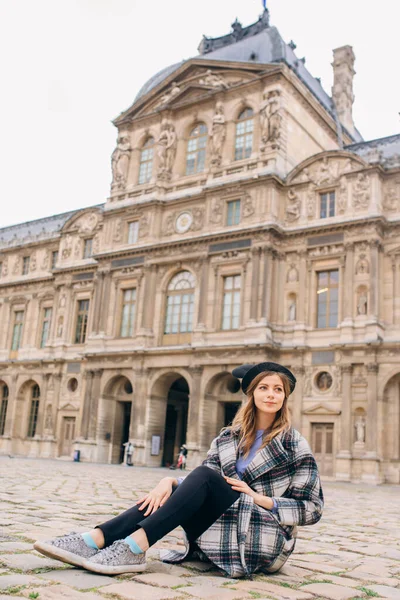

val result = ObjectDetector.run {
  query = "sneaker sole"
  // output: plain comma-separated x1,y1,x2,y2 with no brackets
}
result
82,559,147,575
33,540,90,568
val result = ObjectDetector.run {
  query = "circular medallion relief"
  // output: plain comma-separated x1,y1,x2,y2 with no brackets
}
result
175,212,193,234
315,371,333,392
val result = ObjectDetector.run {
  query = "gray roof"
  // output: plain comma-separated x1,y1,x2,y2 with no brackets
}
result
345,134,400,168
135,61,185,102
0,205,104,250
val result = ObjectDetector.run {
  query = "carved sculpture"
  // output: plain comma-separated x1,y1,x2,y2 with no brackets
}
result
12,256,20,275
287,264,299,283
209,198,223,224
355,254,369,275
288,297,296,321
139,214,150,238
210,102,226,166
352,173,370,210
113,219,122,242
30,253,37,271
357,288,368,315
62,235,73,259
383,181,400,211
307,187,316,218
286,189,301,222
260,89,282,151
160,81,181,105
157,119,177,181
242,194,255,218
111,135,131,189
199,70,229,89
337,178,348,213
191,208,204,231
354,416,366,443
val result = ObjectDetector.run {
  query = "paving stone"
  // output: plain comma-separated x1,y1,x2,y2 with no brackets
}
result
0,574,46,590
0,553,61,571
368,586,400,599
133,571,188,587
230,580,313,599
178,584,248,599
300,582,359,599
38,568,115,589
0,542,32,551
21,585,105,599
98,581,181,599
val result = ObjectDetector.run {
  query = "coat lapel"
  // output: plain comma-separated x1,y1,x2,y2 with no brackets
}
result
218,432,240,479
242,433,289,484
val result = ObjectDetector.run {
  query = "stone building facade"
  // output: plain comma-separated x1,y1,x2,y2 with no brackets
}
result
0,10,399,483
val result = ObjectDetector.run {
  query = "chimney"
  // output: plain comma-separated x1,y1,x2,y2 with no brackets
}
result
332,45,356,136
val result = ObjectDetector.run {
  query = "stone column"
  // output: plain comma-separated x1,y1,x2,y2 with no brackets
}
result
369,241,380,318
99,271,112,334
338,365,353,455
391,257,397,325
249,247,261,321
91,272,105,334
80,371,94,439
211,265,219,329
128,368,149,464
186,366,203,466
366,363,378,456
291,366,304,431
261,248,272,322
37,374,49,437
141,265,157,331
88,369,103,440
3,374,18,438
342,243,354,323
196,259,209,328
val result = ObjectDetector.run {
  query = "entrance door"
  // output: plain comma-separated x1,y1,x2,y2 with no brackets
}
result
224,402,241,427
162,405,178,467
111,401,131,464
61,417,76,456
311,423,334,476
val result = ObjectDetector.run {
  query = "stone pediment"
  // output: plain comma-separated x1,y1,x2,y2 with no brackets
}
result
288,151,366,187
60,403,77,411
302,403,341,415
115,60,268,123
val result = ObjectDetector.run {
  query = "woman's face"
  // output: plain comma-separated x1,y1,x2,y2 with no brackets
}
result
253,374,286,422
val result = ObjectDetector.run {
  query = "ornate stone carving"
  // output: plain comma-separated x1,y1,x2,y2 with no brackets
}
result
309,244,344,257
159,81,181,105
2,257,8,277
139,213,150,238
356,287,368,315
78,212,99,233
307,186,316,218
30,252,37,271
260,89,282,151
209,198,223,224
337,177,348,213
354,416,366,443
242,193,255,218
74,239,81,259
287,264,298,283
332,46,355,134
352,173,370,210
44,404,53,431
41,249,50,270
291,156,356,186
111,134,131,189
288,296,296,321
157,119,177,181
12,256,20,275
191,208,204,231
198,70,229,89
355,253,369,275
285,189,301,222
93,233,100,254
383,180,400,211
210,102,226,167
57,316,64,337
62,235,73,259
113,218,123,242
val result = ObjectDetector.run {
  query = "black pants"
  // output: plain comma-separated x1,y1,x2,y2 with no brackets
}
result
98,466,239,547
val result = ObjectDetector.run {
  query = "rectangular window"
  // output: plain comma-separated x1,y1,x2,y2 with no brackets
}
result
316,270,339,328
128,221,139,244
0,387,9,436
120,289,136,337
74,299,90,344
27,399,39,438
320,192,336,219
226,200,241,226
222,275,241,330
11,310,24,350
51,251,58,269
83,238,93,259
22,256,30,275
40,307,52,348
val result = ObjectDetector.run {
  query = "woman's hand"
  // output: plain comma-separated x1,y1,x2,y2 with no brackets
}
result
224,476,257,499
135,477,177,516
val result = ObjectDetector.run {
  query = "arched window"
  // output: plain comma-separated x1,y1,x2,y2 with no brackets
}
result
138,137,154,184
164,271,196,338
0,383,9,436
186,124,207,175
27,384,40,438
235,108,254,161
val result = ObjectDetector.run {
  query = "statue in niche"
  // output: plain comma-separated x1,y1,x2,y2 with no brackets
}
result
111,134,131,189
316,371,333,391
286,189,301,222
352,173,370,210
260,89,282,150
57,316,64,338
210,102,226,166
354,416,366,443
357,289,368,315
160,81,181,105
209,198,223,224
157,119,177,180
287,264,298,283
288,297,296,321
199,69,229,89
242,194,255,218
355,254,369,275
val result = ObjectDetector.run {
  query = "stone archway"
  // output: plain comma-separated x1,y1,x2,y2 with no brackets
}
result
380,374,400,483
147,372,189,468
202,372,243,453
98,375,134,464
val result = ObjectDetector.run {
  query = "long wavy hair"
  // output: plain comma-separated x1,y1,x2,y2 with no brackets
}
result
229,370,292,457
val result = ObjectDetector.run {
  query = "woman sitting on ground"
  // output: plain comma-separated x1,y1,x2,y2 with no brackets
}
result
34,362,323,578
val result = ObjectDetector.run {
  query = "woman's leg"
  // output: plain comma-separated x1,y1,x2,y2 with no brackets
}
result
97,466,239,548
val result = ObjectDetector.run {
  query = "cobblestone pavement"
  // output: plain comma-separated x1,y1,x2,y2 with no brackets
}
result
1,457,399,600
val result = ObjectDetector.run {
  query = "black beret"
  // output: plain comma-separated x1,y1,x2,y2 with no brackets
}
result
232,362,296,394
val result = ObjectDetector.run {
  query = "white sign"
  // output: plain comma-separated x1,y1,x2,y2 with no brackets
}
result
151,435,161,456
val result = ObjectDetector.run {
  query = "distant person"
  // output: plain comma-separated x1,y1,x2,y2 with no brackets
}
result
124,442,134,467
176,444,187,470
34,362,323,578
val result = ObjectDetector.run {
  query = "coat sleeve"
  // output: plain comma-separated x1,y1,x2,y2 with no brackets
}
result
272,453,324,527
201,436,222,473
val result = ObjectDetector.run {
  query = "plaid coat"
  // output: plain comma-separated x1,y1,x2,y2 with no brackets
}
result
161,427,323,578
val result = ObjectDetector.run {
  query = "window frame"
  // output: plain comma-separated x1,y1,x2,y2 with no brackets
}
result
234,108,254,161
11,310,24,351
138,137,155,184
163,271,196,345
127,221,139,245
22,256,30,275
74,299,90,344
221,274,242,331
51,251,59,270
119,288,137,338
185,123,208,175
0,384,9,436
319,191,336,219
83,238,93,259
40,307,53,348
27,384,40,438
316,269,339,329
226,199,241,226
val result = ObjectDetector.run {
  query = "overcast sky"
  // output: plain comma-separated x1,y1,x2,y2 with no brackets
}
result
0,0,399,229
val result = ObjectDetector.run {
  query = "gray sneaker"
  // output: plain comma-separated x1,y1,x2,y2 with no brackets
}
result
83,540,146,574
34,532,98,568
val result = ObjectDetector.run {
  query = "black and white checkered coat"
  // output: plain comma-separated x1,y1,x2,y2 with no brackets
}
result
161,427,323,578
